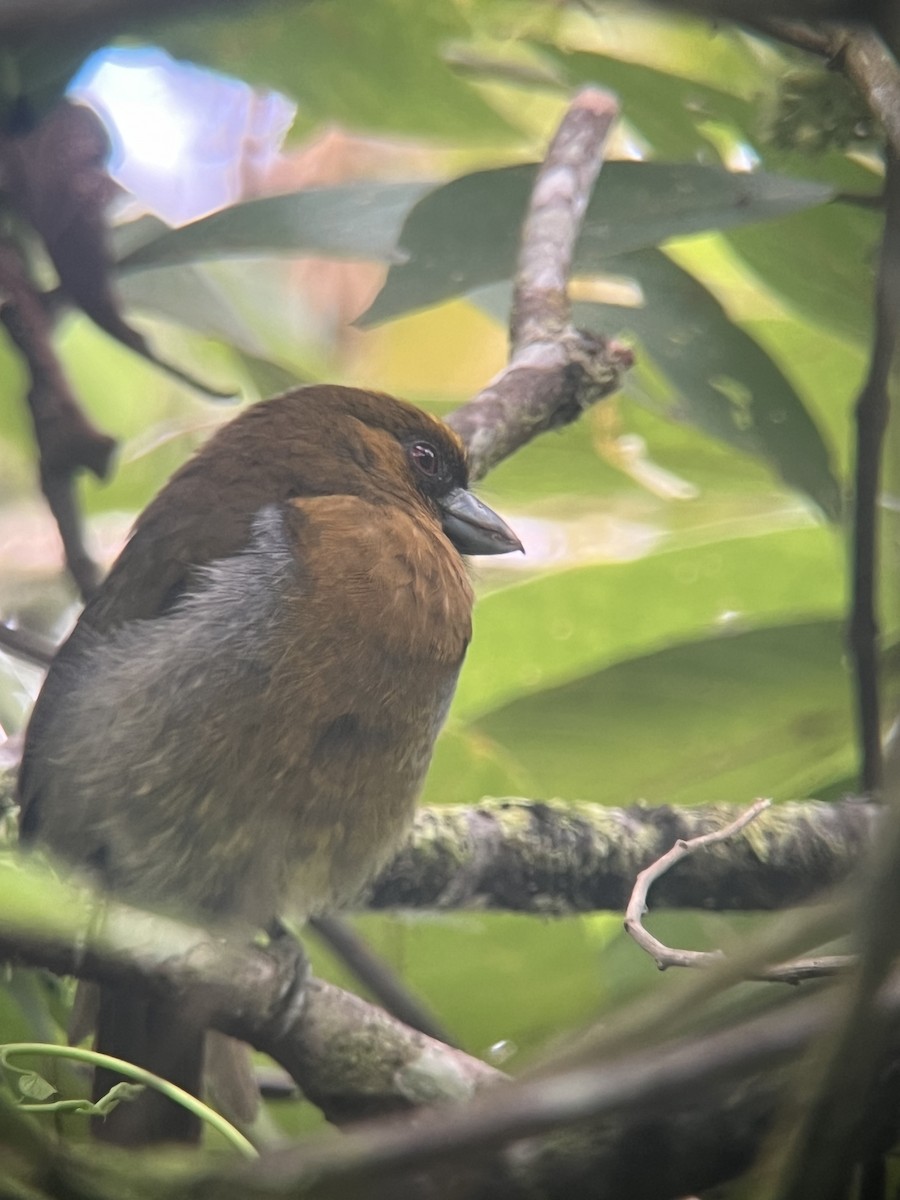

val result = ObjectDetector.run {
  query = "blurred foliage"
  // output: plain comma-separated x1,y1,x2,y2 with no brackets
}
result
0,0,891,1161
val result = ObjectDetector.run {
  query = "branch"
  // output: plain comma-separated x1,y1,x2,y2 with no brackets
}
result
0,888,501,1129
6,910,900,1200
447,88,632,482
0,809,887,1200
0,854,881,1200
743,28,900,793
0,776,880,914
773,769,900,1196
366,797,878,914
184,967,900,1200
308,914,456,1046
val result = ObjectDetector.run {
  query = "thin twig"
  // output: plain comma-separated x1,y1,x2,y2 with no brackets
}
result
624,801,853,983
847,147,900,794
625,799,772,969
447,88,632,481
740,20,900,793
308,914,457,1047
0,243,113,600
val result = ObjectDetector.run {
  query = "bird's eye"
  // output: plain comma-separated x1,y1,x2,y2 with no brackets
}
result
409,441,439,477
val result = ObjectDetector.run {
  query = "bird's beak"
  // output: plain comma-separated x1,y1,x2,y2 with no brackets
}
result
439,488,524,556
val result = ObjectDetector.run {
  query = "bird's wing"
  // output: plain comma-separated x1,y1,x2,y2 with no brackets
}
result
18,466,277,830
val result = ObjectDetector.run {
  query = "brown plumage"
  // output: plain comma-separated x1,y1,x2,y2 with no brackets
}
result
18,384,521,1144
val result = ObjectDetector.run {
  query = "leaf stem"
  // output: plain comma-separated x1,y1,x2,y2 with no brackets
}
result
0,1042,257,1157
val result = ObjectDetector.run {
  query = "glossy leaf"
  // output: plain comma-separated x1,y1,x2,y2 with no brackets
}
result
472,620,855,806
536,46,754,161
573,249,843,519
149,0,514,140
115,182,431,271
348,912,609,1066
726,202,879,345
361,161,833,325
119,259,329,375
454,524,843,723
421,725,535,806
119,265,274,359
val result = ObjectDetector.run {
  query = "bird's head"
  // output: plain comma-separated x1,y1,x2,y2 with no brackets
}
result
245,385,523,557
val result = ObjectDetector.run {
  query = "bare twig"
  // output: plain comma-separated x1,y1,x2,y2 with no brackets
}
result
0,243,114,599
447,88,632,481
624,800,853,983
846,148,900,794
624,800,769,969
308,914,456,1046
628,801,777,969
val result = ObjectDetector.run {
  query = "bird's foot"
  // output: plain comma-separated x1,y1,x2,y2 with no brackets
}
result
264,918,311,1041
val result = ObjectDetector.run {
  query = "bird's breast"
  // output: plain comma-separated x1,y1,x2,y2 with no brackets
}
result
265,497,472,913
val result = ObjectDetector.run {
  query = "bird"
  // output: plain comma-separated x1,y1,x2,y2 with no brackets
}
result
17,383,521,1145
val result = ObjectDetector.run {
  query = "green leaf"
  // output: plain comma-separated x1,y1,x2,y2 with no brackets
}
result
16,1071,57,1102
726,201,879,345
344,913,607,1066
118,259,329,373
462,385,799,509
360,162,833,325
734,316,864,487
573,249,842,519
471,620,855,806
119,265,273,358
420,725,536,807
455,524,843,722
537,46,754,161
114,182,430,272
150,0,514,140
